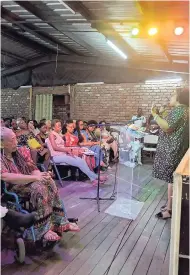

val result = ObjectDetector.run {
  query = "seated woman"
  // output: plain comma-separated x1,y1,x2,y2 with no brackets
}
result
75,120,106,168
48,120,107,185
64,120,95,171
36,122,51,170
1,127,80,242
16,118,48,165
28,120,40,136
99,121,118,162
146,104,168,135
146,114,160,135
46,120,52,135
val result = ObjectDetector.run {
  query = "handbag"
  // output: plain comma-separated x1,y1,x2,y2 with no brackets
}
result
27,138,41,149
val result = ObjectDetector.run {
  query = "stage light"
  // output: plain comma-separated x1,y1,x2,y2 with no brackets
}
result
174,27,184,36
148,27,158,36
106,40,127,59
131,28,139,36
145,78,182,83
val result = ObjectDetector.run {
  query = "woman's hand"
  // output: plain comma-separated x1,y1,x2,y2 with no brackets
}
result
64,147,74,156
151,104,158,117
93,141,100,145
35,172,51,182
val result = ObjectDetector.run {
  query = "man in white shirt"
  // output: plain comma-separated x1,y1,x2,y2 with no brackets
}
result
132,108,146,128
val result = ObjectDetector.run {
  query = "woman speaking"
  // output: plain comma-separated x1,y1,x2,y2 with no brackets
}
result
151,88,189,219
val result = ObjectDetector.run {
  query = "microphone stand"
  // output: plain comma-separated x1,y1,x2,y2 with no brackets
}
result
80,122,128,212
80,127,115,212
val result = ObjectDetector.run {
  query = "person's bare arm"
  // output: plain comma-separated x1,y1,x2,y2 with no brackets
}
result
79,134,99,146
1,172,38,185
2,171,52,184
36,134,44,146
154,116,170,132
49,133,70,153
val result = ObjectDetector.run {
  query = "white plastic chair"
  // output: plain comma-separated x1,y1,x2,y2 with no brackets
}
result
143,134,158,152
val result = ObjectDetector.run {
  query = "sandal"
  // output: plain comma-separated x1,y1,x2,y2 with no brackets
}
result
43,230,61,242
53,223,80,233
92,179,107,186
155,210,172,219
100,175,108,181
160,205,167,211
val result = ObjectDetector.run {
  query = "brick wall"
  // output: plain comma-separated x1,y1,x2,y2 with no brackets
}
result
1,81,187,122
1,87,30,119
72,81,187,122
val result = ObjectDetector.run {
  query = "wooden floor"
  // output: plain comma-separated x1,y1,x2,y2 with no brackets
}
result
1,164,170,275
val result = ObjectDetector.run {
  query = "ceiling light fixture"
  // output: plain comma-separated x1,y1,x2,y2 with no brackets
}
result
131,28,139,36
145,78,182,83
77,82,104,85
53,8,68,11
3,5,19,7
106,40,127,59
148,27,158,36
174,27,184,36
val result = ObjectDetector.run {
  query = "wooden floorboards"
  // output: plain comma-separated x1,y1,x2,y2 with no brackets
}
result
1,164,170,275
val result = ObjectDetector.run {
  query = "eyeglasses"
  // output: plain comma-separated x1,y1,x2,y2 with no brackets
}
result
80,124,84,126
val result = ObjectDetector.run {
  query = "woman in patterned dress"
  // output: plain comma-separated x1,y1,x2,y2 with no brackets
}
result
1,127,80,242
151,88,189,219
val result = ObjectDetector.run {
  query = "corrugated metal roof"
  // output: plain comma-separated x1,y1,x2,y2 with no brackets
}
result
82,1,143,21
1,0,189,73
1,35,42,60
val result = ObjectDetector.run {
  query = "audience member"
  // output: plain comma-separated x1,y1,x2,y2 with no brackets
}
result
64,120,96,170
28,120,40,136
10,119,18,132
36,122,51,170
1,127,80,241
99,121,118,161
45,120,52,135
132,108,146,128
83,121,87,130
86,120,99,142
16,118,48,165
1,118,5,127
64,120,79,147
21,117,27,123
48,119,107,185
146,107,160,134
4,118,11,128
75,120,106,168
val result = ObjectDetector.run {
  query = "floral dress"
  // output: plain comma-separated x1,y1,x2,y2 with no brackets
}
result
64,132,95,170
153,105,189,183
1,147,68,241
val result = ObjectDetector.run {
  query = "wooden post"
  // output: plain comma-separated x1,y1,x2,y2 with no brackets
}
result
29,87,33,119
169,149,189,275
169,173,182,275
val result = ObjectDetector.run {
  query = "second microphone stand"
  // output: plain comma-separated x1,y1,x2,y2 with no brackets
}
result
80,127,115,212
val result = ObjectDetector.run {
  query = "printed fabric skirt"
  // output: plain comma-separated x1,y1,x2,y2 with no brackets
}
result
9,178,68,241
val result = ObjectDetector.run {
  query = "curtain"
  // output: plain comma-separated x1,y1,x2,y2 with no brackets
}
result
35,94,53,121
